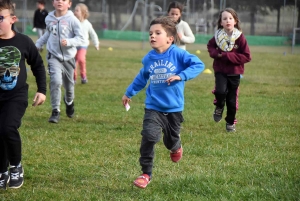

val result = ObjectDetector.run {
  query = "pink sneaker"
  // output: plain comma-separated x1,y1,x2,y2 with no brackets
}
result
133,174,151,189
170,147,183,162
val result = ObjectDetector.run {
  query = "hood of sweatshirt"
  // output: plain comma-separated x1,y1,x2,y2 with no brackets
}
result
147,44,176,60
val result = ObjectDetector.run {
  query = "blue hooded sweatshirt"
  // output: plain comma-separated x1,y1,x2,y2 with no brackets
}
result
125,45,205,113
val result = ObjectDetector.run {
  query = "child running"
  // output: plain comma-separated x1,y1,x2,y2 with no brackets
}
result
167,1,195,50
36,0,84,123
74,3,99,84
0,0,46,190
122,16,205,189
207,8,251,132
33,0,48,51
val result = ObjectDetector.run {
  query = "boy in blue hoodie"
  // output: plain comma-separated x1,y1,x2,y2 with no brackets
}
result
122,16,205,189
36,0,84,123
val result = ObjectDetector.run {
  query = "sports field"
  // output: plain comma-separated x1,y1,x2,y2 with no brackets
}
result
1,39,299,200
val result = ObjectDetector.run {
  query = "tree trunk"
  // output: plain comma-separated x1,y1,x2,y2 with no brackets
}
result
108,3,113,30
250,6,256,35
115,6,121,30
298,5,300,27
131,1,136,31
276,7,280,33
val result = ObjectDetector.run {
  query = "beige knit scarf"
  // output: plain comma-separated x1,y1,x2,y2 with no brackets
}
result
215,28,242,51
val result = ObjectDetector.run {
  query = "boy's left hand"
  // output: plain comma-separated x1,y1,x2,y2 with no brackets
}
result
32,93,46,107
166,75,181,85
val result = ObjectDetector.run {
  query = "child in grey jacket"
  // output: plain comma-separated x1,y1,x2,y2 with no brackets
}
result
36,0,84,123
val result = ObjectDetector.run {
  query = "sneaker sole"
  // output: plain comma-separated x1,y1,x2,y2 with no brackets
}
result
133,180,151,189
48,119,59,123
8,180,23,189
67,113,74,118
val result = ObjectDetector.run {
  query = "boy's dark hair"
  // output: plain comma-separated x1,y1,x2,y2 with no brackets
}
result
0,0,15,15
37,0,45,5
167,1,184,13
149,16,179,45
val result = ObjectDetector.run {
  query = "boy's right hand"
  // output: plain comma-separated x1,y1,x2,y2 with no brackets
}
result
32,93,46,107
122,95,131,106
61,39,67,46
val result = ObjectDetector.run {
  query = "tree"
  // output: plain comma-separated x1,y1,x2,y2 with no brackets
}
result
106,0,130,30
292,0,300,28
218,0,299,35
221,0,269,35
266,0,299,33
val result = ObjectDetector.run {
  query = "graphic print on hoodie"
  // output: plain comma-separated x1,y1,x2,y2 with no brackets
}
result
0,46,21,90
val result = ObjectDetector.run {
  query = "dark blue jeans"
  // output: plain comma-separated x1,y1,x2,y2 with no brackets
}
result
139,109,184,173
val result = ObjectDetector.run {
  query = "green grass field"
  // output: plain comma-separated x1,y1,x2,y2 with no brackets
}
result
1,40,299,200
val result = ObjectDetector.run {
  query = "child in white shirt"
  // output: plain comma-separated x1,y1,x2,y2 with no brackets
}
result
74,3,99,84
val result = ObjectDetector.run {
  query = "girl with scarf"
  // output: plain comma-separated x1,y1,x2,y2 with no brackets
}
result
207,8,251,132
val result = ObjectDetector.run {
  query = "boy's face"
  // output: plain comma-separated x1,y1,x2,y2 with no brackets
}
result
52,0,71,12
149,24,174,53
0,9,17,37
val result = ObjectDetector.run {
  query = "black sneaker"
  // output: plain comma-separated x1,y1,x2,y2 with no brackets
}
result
226,123,236,132
213,107,224,122
64,99,74,118
0,173,10,190
49,109,60,123
9,166,24,189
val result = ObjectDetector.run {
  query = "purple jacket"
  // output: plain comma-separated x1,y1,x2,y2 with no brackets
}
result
207,33,251,74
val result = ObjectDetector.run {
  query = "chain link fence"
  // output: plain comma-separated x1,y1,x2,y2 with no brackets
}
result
13,0,299,40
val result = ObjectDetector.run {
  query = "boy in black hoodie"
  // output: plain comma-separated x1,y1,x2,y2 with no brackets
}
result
0,0,46,190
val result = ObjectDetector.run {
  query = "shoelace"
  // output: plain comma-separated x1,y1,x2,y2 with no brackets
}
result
11,172,19,180
171,149,181,154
